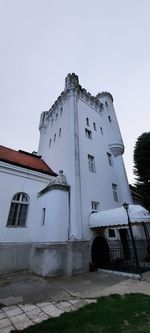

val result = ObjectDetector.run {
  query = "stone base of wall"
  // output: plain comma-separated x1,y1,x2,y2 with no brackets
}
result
0,243,32,274
0,241,90,277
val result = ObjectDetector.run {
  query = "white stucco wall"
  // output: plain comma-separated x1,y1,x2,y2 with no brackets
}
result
0,162,69,243
37,188,69,242
38,91,83,240
77,95,132,239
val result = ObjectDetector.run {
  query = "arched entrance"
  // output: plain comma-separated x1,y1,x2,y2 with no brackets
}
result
91,236,110,269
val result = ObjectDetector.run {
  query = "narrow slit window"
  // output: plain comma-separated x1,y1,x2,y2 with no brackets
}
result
59,128,61,137
86,117,89,127
100,103,104,110
49,138,52,147
93,122,96,131
107,152,113,166
42,208,46,226
100,127,103,135
112,183,118,202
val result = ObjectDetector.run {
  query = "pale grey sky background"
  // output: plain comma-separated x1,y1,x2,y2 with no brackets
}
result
0,0,150,184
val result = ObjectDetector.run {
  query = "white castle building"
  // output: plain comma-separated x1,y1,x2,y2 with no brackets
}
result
0,73,150,276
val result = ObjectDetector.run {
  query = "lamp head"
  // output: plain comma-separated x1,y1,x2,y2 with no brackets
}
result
123,202,129,210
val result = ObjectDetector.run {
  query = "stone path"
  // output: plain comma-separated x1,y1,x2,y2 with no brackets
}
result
0,298,97,333
1,270,150,332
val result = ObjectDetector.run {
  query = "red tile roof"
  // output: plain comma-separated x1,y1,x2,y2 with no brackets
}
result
0,145,57,176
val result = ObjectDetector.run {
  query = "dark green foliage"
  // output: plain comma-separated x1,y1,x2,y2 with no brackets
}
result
13,294,150,333
133,132,150,210
134,132,150,183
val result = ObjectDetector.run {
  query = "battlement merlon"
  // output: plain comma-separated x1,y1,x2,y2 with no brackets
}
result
65,73,79,91
39,111,49,130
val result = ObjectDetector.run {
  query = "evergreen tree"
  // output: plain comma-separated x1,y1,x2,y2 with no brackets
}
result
133,132,150,210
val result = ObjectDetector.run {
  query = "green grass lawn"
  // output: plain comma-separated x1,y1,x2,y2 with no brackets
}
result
13,294,150,333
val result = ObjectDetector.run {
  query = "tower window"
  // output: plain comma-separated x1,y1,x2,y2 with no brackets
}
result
108,116,111,122
107,152,113,166
59,128,61,137
105,101,108,107
60,107,63,116
49,138,52,147
54,133,56,142
112,183,118,202
100,127,103,135
86,117,89,127
100,103,104,110
51,118,54,126
7,193,29,227
91,201,100,212
93,122,96,131
85,128,92,139
88,154,96,173
55,113,58,121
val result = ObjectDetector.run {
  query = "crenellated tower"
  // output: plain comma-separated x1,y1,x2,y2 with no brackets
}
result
38,73,132,242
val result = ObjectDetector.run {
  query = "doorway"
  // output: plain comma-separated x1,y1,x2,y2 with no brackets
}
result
91,236,110,269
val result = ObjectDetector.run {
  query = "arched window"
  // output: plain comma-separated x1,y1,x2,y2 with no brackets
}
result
7,193,29,227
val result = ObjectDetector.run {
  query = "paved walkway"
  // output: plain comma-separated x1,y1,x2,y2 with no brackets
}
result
0,270,150,332
0,298,97,332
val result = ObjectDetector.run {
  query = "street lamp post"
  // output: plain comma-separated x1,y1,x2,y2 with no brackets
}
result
123,202,142,278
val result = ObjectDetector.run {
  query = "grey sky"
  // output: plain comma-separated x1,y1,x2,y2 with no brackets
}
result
0,0,150,184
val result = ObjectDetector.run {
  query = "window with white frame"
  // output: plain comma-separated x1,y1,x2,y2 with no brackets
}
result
88,154,96,173
85,128,92,139
86,117,89,127
91,201,100,212
112,183,118,202
7,193,29,227
107,152,113,166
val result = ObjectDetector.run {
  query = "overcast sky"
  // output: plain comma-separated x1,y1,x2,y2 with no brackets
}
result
0,0,150,184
